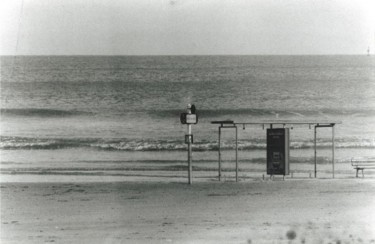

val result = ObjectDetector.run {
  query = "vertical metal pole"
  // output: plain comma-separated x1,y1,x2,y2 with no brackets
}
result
332,125,335,179
235,126,238,182
188,124,192,184
188,141,192,184
218,126,222,181
314,126,317,178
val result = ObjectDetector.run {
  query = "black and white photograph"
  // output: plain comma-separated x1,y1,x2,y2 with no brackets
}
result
1,0,375,243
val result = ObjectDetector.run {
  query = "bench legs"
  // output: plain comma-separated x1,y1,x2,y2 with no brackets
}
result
356,168,364,178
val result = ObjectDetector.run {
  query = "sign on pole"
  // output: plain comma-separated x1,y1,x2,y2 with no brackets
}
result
180,104,198,184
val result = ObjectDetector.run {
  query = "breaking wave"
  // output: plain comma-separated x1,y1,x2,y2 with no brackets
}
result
1,136,374,151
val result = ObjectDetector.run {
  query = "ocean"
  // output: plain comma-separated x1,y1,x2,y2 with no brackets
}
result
1,55,375,179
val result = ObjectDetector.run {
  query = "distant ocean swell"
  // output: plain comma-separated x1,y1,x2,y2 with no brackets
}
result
1,136,374,151
2,108,375,118
0,108,92,117
154,108,375,118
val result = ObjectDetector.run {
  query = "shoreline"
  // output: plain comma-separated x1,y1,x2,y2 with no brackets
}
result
0,171,369,183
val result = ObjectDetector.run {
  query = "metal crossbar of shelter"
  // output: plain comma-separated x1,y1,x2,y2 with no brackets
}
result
211,120,342,181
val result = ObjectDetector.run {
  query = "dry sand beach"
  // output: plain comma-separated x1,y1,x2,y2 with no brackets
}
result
1,177,375,244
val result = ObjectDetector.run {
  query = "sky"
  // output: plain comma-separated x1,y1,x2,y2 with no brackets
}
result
1,0,374,55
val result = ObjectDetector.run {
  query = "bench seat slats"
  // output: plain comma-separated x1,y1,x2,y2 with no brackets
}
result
352,164,375,167
351,158,375,177
351,158,375,162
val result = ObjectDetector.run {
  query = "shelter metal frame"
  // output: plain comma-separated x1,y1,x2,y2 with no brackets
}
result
211,120,341,181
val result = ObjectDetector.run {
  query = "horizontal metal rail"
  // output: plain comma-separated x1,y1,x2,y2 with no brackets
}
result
212,120,341,126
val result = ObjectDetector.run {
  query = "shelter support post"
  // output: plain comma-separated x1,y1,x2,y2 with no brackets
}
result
314,125,317,178
332,125,335,179
314,123,336,179
235,125,238,182
216,124,238,182
218,126,222,181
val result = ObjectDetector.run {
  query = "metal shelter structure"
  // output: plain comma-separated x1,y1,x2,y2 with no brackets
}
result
211,120,341,181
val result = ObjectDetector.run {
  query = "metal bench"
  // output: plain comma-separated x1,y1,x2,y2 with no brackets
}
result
351,157,375,177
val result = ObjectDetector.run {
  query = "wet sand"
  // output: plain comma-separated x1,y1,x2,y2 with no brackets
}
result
1,178,375,243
